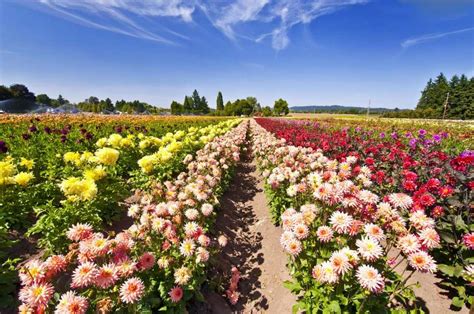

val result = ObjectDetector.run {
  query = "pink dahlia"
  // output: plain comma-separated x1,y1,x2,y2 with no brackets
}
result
71,262,99,288
19,282,54,308
119,277,145,304
67,223,93,242
54,291,89,314
463,233,474,250
45,255,67,276
316,226,333,242
94,264,118,289
138,252,155,270
168,286,183,303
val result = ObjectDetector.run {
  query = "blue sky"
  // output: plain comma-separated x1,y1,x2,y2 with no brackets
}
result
1,0,473,109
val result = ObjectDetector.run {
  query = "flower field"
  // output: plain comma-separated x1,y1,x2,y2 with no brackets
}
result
1,114,472,313
253,118,473,311
0,114,242,311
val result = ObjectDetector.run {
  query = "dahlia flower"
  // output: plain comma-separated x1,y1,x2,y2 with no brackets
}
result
356,236,383,262
329,211,353,234
71,262,99,288
119,277,145,304
54,291,89,314
408,251,437,273
19,282,54,308
169,286,184,303
316,226,334,242
356,265,385,293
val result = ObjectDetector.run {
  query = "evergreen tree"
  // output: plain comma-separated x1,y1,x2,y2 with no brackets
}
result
170,101,183,115
57,95,67,106
200,96,210,114
216,91,224,111
183,96,192,113
417,79,435,110
104,98,114,111
192,90,201,112
433,73,450,113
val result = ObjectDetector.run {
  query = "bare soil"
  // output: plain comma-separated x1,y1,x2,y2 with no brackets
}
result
199,152,296,313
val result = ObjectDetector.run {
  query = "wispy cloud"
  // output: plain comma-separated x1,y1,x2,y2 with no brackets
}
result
401,27,474,48
36,0,194,44
28,0,368,50
203,0,369,50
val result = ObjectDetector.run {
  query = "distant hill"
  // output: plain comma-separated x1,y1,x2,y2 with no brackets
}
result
290,105,395,114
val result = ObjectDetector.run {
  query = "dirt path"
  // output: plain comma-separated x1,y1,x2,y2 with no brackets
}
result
205,153,296,313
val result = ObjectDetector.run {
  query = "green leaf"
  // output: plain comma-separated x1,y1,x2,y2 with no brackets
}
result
283,280,302,293
454,215,468,231
438,231,456,244
451,297,464,308
328,301,341,313
437,264,455,277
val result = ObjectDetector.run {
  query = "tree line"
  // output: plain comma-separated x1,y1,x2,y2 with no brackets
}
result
1,83,291,116
0,84,166,114
382,73,474,120
170,90,289,117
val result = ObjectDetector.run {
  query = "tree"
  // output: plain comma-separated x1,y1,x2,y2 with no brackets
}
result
273,98,289,115
104,98,114,111
183,96,192,113
262,106,273,117
36,94,52,106
9,84,35,100
170,101,183,115
0,85,13,101
58,95,68,106
216,91,224,111
224,101,234,116
246,97,260,114
200,96,210,114
87,96,100,104
191,90,201,112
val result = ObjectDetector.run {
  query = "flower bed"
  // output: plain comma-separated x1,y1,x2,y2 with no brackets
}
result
255,117,474,309
250,119,453,312
16,120,248,313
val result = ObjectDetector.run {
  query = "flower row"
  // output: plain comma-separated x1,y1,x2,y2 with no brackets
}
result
255,117,474,309
17,120,248,313
250,119,444,312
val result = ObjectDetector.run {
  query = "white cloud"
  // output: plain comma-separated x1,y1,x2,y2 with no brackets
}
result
401,27,474,48
203,0,369,50
37,0,194,44
211,0,270,39
31,0,368,50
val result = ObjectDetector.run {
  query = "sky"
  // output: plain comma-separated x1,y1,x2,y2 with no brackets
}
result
0,0,473,109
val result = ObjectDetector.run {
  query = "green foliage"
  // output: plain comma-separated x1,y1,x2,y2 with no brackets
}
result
181,90,210,114
51,94,69,107
0,85,13,101
431,165,474,309
8,84,35,100
216,91,224,111
183,96,192,113
36,94,52,106
223,97,260,116
385,72,474,120
273,98,289,116
262,106,273,117
170,101,184,115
